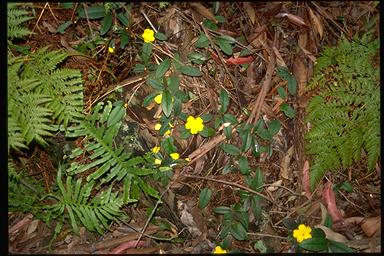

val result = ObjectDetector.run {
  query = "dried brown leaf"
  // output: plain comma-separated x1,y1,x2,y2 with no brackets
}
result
280,146,294,180
267,179,282,192
323,181,343,222
302,160,311,199
361,216,381,237
244,2,256,25
272,47,287,68
292,56,308,97
190,3,218,24
276,13,307,27
308,7,324,39
315,225,348,243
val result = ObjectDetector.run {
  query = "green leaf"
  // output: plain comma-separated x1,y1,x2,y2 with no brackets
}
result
223,114,238,124
282,218,297,230
180,65,202,77
311,228,326,239
200,114,212,122
230,222,248,241
238,156,250,174
107,102,124,127
239,128,253,152
280,103,296,118
100,12,113,36
195,34,210,48
214,206,231,214
276,66,297,95
219,89,229,113
167,76,180,94
133,63,145,74
200,127,215,137
120,30,129,49
155,58,170,79
203,19,218,30
277,87,287,99
223,125,232,139
147,78,164,90
215,38,233,56
57,21,73,34
198,188,212,209
188,52,208,64
221,143,241,156
252,168,264,192
179,126,191,139
324,214,333,228
161,90,173,117
61,3,74,9
141,42,152,64
142,92,158,107
327,240,354,252
78,6,105,19
215,15,226,23
299,237,328,252
161,137,177,154
155,32,167,41
254,240,268,253
116,12,129,26
268,119,281,136
340,181,353,192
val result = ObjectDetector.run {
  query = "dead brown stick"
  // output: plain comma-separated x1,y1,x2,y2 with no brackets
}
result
246,51,276,125
181,174,274,203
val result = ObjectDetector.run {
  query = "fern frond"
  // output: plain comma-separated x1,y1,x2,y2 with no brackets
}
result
7,3,34,41
305,34,380,190
46,166,127,234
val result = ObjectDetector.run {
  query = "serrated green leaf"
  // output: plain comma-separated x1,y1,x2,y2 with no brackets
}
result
223,114,238,124
268,119,281,136
116,12,129,26
100,12,113,36
311,228,326,239
179,126,191,139
120,30,129,49
180,65,202,77
203,19,218,30
198,188,212,209
253,168,264,192
188,52,208,64
224,125,232,139
155,58,170,79
277,87,287,99
161,90,173,117
239,156,250,174
215,15,226,23
161,137,177,154
200,127,215,137
215,38,233,56
299,237,328,251
147,78,164,90
142,92,158,107
141,42,152,64
230,222,248,241
280,103,296,118
219,89,229,113
221,143,241,156
155,32,167,41
195,34,210,48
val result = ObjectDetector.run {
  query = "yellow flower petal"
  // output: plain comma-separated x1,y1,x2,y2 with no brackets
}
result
293,224,312,243
154,94,162,104
213,246,227,254
164,130,171,136
151,146,160,153
154,123,162,130
170,153,179,160
185,115,204,135
142,28,155,43
185,157,190,162
154,158,162,165
108,47,114,53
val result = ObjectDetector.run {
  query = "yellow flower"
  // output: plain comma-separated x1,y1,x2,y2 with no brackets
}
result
293,224,312,243
185,157,190,162
185,116,204,135
108,47,115,53
170,153,179,160
152,146,160,153
124,102,128,108
213,246,227,254
154,94,162,104
164,130,171,136
154,158,162,165
142,28,155,43
155,123,162,130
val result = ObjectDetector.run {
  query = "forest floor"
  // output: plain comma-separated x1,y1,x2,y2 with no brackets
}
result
8,2,381,254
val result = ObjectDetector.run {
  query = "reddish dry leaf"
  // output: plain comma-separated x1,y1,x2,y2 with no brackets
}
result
323,181,343,222
308,7,324,39
111,241,146,254
226,56,254,65
190,3,218,24
276,13,307,27
302,160,312,199
361,216,381,237
244,2,256,25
